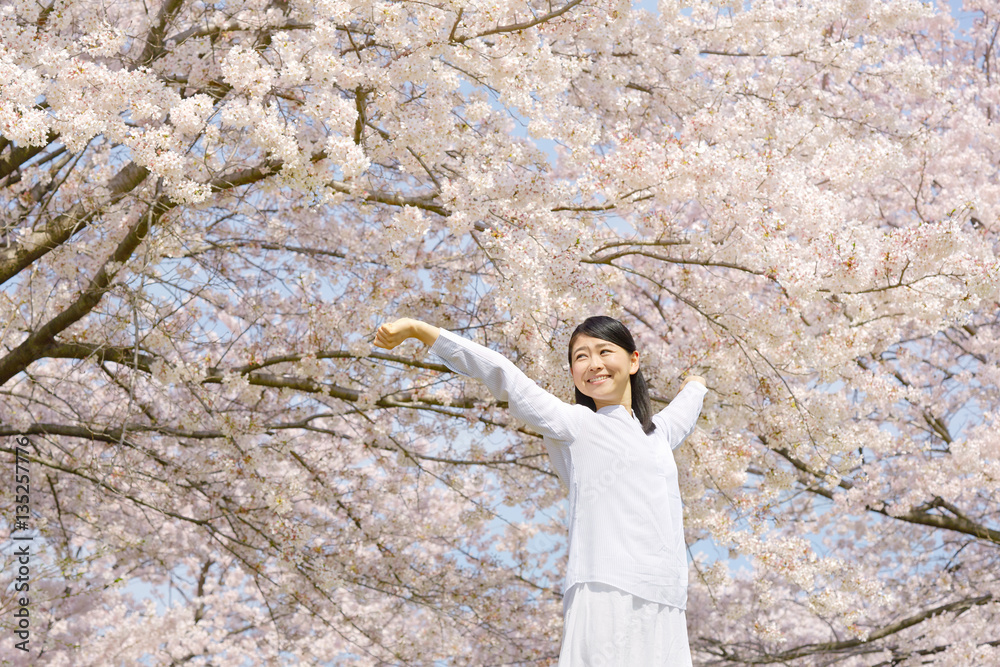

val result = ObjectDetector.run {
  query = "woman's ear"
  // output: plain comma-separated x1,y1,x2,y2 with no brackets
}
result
630,350,639,374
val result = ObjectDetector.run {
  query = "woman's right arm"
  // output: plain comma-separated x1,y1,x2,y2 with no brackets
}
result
375,318,576,442
375,317,441,348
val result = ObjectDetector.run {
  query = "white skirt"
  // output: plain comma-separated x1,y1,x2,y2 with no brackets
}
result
558,582,693,667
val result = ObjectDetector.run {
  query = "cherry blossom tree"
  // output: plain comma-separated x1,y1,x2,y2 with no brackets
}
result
1,0,998,663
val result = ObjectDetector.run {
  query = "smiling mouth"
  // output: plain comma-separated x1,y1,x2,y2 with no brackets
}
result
587,375,610,384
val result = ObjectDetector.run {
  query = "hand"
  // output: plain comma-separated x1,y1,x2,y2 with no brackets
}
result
681,375,707,390
374,318,416,350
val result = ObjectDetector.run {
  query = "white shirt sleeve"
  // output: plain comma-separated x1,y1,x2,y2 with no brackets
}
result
651,382,707,449
429,329,577,443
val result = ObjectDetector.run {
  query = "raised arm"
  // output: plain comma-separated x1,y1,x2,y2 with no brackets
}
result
375,318,576,442
375,317,440,348
652,379,708,450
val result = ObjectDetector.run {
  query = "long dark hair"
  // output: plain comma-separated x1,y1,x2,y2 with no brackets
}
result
568,316,656,435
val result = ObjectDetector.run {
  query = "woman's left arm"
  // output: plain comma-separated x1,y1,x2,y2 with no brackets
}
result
652,378,708,450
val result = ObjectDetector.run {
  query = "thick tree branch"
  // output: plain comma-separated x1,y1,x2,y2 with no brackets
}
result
353,87,369,145
0,161,150,286
0,195,172,386
0,129,59,181
327,181,452,217
0,155,294,384
453,0,586,42
44,343,452,376
166,21,315,48
179,239,347,260
46,342,158,373
135,0,188,68
583,248,764,275
772,446,1000,545
702,594,994,664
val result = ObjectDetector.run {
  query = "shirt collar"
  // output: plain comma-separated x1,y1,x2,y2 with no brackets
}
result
597,404,636,420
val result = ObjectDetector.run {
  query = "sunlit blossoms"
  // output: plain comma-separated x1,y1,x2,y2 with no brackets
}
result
1,0,998,664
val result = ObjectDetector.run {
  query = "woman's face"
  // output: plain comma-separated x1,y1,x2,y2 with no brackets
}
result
569,334,640,411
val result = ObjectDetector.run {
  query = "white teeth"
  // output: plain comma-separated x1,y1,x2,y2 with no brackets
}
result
588,375,610,383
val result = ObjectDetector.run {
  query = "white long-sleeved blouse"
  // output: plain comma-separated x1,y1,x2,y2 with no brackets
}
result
429,329,708,609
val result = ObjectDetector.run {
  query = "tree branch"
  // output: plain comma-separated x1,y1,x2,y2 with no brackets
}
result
703,594,994,664
453,0,586,43
135,0,188,68
772,446,1000,545
0,195,172,386
583,248,764,275
0,129,59,181
0,161,150,286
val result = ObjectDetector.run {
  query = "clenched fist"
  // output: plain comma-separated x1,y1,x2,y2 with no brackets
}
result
374,318,440,349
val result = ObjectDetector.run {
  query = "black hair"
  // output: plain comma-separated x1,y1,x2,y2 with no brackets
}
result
567,316,656,435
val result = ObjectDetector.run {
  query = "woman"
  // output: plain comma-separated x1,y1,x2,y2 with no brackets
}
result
375,316,707,666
